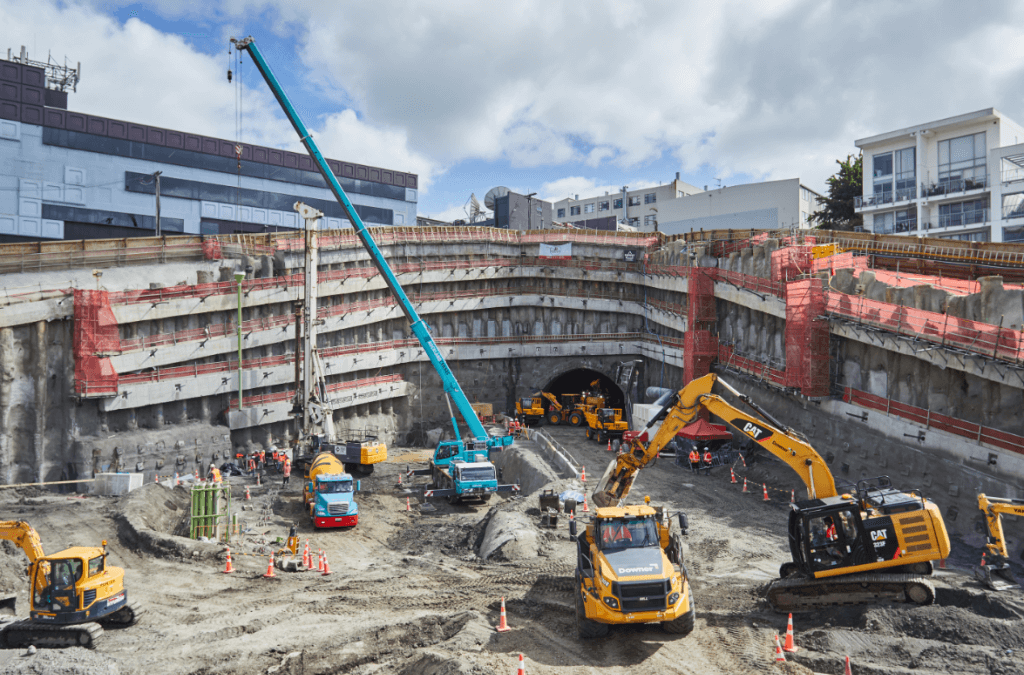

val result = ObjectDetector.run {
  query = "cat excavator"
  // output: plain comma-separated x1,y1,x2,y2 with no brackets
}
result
0,521,142,648
975,493,1024,590
593,373,951,612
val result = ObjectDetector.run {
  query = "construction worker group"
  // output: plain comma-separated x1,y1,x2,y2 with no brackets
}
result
687,447,715,475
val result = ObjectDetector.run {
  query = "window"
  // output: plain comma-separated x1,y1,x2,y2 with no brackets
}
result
628,196,641,206
873,212,894,234
895,147,916,200
939,197,989,228
937,132,987,191
873,152,894,204
599,201,609,211
613,198,623,209
895,209,917,233
584,203,595,214
628,217,639,227
801,211,808,225
597,517,658,550
557,208,565,218
570,205,581,216
318,481,353,493
946,230,990,242
536,204,542,213
88,556,104,577
1003,193,1024,220
644,214,656,226
677,190,685,198
644,192,656,204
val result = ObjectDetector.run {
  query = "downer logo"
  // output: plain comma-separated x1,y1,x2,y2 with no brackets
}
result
618,564,658,574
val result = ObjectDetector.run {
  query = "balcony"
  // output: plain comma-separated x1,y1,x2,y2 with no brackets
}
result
855,186,916,210
1003,167,1024,185
937,208,990,229
1003,204,1024,221
921,175,990,199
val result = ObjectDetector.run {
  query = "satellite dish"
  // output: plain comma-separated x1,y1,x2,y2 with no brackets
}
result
484,186,510,210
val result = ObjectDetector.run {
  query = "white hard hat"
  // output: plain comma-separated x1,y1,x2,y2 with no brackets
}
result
210,463,216,468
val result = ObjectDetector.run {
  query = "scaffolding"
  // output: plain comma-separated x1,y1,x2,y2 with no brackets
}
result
785,279,830,397
685,269,718,384
72,289,119,397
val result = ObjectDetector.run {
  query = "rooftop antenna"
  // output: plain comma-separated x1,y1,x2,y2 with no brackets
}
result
465,193,487,222
8,46,81,92
484,186,510,211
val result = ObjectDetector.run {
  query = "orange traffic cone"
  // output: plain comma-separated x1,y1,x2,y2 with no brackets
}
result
321,552,331,576
263,551,276,578
245,486,251,500
174,473,180,486
406,497,411,512
763,484,770,502
581,466,586,482
516,653,526,675
939,557,946,569
317,550,323,573
844,655,852,675
398,473,403,487
582,494,589,512
980,552,987,567
496,597,512,632
741,454,747,467
302,540,311,568
223,547,234,574
773,634,786,662
742,478,748,493
606,439,611,452
790,489,795,504
730,467,737,484
194,469,200,481
783,613,798,652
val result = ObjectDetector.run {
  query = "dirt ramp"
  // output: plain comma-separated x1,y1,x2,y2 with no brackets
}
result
492,446,559,496
477,509,539,562
113,483,220,561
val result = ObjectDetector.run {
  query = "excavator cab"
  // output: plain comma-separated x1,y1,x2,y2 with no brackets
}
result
788,500,872,575
28,548,128,625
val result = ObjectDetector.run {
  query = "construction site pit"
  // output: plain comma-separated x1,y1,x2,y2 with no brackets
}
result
0,427,1021,675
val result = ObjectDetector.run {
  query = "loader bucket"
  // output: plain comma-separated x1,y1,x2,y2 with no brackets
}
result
975,563,1019,591
538,489,559,512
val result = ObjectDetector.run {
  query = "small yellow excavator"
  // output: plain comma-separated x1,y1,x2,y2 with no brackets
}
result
0,521,142,649
593,373,951,612
975,493,1024,590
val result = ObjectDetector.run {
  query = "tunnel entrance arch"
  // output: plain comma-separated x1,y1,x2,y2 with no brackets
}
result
544,368,624,409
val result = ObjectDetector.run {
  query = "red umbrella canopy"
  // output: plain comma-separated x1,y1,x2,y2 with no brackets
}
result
677,419,732,441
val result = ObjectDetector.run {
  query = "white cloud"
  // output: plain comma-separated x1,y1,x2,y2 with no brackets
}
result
539,176,660,203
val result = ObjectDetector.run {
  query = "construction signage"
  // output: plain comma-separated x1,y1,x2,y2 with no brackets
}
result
538,243,572,259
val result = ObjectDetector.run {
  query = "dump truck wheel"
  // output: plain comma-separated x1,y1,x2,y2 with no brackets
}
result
575,591,609,639
662,602,695,635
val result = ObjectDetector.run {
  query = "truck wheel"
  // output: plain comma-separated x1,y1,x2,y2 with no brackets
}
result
585,428,592,440
597,430,605,444
548,411,561,425
569,412,583,427
447,494,460,506
662,602,695,635
575,590,609,639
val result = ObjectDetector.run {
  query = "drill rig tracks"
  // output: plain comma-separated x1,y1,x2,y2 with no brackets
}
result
764,572,936,612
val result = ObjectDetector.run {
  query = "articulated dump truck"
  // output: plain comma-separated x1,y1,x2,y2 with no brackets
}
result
303,453,358,528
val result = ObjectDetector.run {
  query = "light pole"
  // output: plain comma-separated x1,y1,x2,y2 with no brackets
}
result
235,271,245,410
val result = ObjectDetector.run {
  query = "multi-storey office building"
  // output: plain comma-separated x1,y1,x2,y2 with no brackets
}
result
854,108,1024,242
0,55,417,242
551,175,820,234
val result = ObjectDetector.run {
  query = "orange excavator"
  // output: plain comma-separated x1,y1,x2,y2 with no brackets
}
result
593,373,951,612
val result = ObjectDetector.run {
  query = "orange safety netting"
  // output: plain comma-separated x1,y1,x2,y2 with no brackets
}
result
825,291,1024,364
770,245,811,282
685,268,718,384
843,387,1024,457
785,279,830,397
73,289,120,397
202,240,223,260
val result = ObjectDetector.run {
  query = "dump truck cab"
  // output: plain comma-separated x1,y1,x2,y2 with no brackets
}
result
304,452,358,528
515,396,545,424
584,408,629,444
572,502,693,638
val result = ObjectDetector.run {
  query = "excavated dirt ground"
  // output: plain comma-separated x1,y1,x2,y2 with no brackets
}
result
0,427,1021,675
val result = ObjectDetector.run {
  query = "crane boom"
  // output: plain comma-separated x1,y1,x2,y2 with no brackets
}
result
232,37,509,448
594,374,836,506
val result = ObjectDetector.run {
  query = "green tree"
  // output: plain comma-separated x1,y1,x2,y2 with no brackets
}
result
808,154,863,232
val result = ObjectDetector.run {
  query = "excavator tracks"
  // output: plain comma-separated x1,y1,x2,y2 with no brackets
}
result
764,573,936,613
0,620,104,649
99,600,145,628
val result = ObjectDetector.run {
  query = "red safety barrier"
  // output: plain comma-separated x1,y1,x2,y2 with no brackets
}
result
718,344,788,387
843,387,1024,457
73,289,120,397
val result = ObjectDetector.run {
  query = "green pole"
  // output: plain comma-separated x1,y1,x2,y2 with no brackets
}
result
189,485,196,539
235,272,245,411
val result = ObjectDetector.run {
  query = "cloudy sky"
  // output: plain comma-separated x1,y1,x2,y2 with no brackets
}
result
4,1,1024,221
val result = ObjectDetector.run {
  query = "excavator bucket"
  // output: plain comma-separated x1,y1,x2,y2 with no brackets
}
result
975,562,1019,591
538,489,560,512
592,459,621,508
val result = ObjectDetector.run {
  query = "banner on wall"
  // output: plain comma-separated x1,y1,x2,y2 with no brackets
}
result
538,242,572,259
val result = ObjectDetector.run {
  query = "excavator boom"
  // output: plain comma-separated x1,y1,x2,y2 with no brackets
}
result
593,374,836,507
976,493,1024,590
0,521,46,563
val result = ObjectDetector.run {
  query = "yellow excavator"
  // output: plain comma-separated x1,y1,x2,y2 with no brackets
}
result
975,494,1023,590
593,373,951,612
0,521,142,649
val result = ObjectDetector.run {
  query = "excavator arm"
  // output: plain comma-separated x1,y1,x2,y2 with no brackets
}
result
978,494,1024,559
0,521,45,564
540,392,562,412
593,374,837,507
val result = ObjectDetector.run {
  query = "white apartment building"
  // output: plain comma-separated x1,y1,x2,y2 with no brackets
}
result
551,174,820,234
854,108,1024,242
